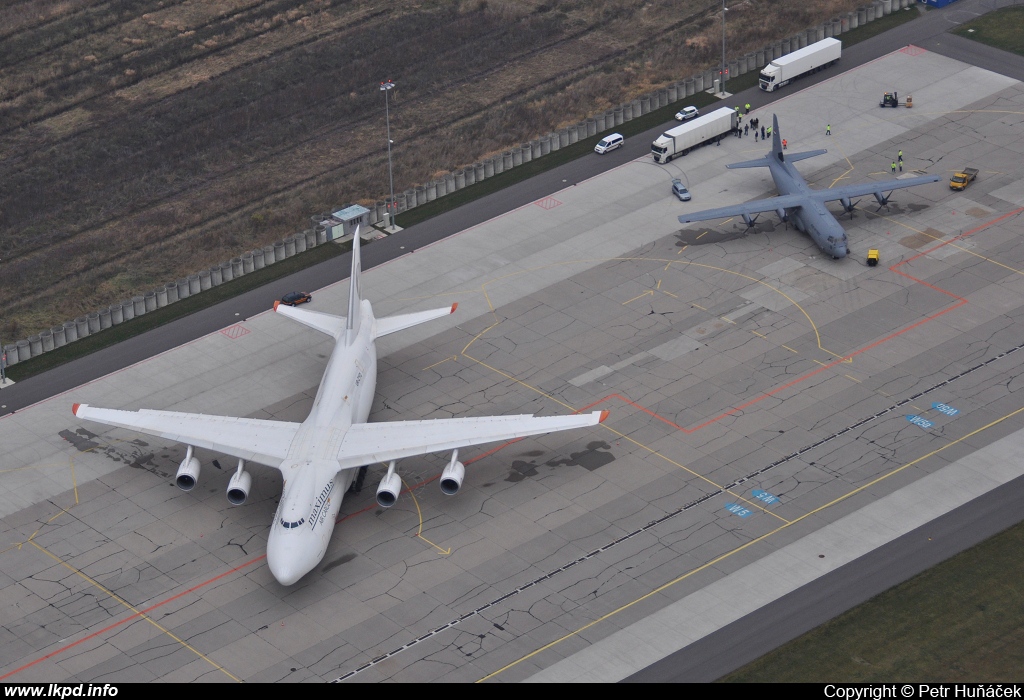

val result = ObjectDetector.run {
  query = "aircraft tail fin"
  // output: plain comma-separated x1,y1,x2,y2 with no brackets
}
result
345,225,363,346
772,113,783,159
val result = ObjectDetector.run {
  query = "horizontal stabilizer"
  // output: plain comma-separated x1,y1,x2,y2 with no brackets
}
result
726,156,772,169
274,303,346,339
785,149,828,163
376,303,458,339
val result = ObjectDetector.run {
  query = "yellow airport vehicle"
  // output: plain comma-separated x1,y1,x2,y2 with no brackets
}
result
867,249,879,266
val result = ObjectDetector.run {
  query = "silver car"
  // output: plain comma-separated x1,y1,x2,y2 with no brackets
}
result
674,106,699,121
672,179,691,201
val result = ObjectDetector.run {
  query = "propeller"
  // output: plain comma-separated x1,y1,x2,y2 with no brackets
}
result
873,191,893,211
741,213,760,228
840,196,861,219
775,207,789,230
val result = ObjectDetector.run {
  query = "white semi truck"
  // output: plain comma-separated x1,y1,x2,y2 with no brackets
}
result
651,107,738,163
758,38,841,92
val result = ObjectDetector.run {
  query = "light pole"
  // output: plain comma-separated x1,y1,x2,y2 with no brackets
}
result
721,1,728,97
380,79,397,231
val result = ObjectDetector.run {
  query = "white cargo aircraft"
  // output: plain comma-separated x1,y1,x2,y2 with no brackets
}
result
74,230,607,585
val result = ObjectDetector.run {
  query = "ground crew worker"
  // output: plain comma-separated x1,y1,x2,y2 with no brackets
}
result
892,161,897,173
826,124,831,135
898,149,903,162
766,125,772,137
899,159,903,172
745,103,751,114
754,129,758,142
761,126,765,140
782,139,787,150
744,124,749,136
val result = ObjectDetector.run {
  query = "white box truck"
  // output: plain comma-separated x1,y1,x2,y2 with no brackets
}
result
758,38,841,92
651,107,738,163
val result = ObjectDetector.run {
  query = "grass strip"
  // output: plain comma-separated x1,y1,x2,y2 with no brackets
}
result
5,241,348,381
721,518,1024,682
952,6,1024,55
397,6,920,228
6,7,921,382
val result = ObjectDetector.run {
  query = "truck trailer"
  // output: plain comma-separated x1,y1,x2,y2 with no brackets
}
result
651,107,738,163
759,38,841,92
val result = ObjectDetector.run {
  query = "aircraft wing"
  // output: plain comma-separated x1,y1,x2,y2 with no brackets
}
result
72,403,300,469
678,193,809,224
334,411,608,470
811,174,941,202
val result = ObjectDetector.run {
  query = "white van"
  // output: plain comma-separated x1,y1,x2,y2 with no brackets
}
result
594,133,624,154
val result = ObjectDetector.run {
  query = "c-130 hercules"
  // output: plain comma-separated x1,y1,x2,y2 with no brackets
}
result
678,114,940,258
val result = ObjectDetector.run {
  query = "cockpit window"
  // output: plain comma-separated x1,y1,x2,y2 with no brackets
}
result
280,518,305,529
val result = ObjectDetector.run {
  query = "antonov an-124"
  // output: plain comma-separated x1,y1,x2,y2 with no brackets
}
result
74,230,608,585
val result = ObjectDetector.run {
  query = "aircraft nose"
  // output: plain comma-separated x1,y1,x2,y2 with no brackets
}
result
267,536,314,586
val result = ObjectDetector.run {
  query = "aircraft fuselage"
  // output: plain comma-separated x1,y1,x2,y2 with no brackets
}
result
265,299,378,585
766,154,849,259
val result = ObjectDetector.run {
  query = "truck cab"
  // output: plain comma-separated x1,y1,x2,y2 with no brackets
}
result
949,168,978,190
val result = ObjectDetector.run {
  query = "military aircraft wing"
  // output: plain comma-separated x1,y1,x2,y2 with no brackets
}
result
678,192,808,224
810,174,941,203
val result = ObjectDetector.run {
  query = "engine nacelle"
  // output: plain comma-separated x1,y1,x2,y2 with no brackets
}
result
176,448,200,492
227,468,252,506
376,462,402,508
440,451,465,496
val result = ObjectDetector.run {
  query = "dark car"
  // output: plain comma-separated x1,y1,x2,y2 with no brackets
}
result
279,291,312,306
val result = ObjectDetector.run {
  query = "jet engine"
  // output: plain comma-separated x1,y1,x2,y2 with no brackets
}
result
227,460,252,505
439,450,465,496
376,461,401,508
176,446,200,491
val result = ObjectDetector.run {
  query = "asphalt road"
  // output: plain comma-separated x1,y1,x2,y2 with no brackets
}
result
626,471,1024,683
624,0,1024,682
4,0,1023,684
4,1,999,416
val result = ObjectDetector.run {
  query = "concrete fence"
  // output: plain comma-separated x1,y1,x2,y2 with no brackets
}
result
0,6,886,367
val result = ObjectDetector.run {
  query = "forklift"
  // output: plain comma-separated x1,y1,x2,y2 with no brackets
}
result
880,91,912,108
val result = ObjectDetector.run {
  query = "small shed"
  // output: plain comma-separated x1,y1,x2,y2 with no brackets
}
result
332,205,371,240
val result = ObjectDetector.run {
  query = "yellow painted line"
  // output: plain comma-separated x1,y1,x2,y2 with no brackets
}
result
29,540,242,682
695,231,708,240
676,245,688,256
478,403,1024,682
844,374,861,383
870,212,1024,277
656,279,662,290
813,359,829,367
622,290,655,305
751,330,767,339
720,317,735,325
781,344,798,354
401,475,451,555
422,355,457,371
660,290,678,299
692,303,707,311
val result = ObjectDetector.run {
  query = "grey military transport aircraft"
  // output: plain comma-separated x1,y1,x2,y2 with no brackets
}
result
678,114,940,258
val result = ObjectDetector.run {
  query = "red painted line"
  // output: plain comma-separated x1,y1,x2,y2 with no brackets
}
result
1,554,264,681
14,203,1015,679
578,209,1023,434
